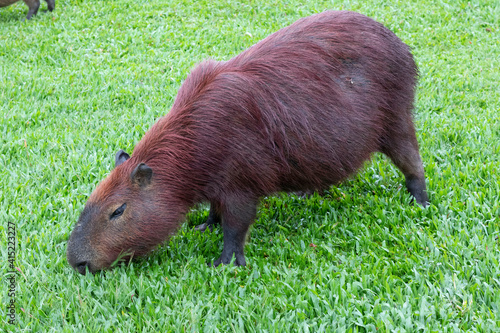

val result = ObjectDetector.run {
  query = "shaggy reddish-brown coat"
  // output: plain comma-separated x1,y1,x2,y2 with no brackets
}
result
67,10,428,274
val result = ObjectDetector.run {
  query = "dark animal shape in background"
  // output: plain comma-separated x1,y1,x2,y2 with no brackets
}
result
0,0,54,20
67,10,429,275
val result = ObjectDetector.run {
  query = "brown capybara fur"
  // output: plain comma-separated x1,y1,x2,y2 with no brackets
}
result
0,0,54,19
67,10,429,274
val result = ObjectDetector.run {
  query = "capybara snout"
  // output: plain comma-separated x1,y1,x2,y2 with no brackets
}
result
67,10,429,274
0,0,55,20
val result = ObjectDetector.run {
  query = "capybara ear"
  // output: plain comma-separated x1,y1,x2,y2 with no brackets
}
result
115,149,130,168
131,163,153,187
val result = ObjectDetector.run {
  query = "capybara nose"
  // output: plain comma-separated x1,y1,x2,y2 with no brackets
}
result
75,261,90,275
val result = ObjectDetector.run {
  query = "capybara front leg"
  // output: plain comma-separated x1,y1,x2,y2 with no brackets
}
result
194,202,221,232
46,0,55,11
213,197,257,266
24,0,40,19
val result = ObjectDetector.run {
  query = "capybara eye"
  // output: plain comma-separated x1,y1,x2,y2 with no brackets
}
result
110,203,127,220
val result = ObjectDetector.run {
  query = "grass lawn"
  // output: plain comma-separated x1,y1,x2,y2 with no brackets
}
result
1,0,499,331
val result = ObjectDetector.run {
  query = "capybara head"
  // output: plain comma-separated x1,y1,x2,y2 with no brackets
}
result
67,150,172,274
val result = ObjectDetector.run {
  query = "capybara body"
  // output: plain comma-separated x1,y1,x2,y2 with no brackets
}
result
0,0,54,20
67,10,428,274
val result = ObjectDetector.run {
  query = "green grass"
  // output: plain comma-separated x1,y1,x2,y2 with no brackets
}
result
1,0,499,331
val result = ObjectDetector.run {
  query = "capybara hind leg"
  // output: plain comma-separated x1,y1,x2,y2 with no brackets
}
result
213,197,257,266
381,130,429,207
194,202,221,232
23,0,40,19
405,175,428,207
46,0,54,11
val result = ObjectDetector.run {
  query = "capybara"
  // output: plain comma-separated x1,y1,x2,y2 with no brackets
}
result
67,10,429,275
0,0,54,19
